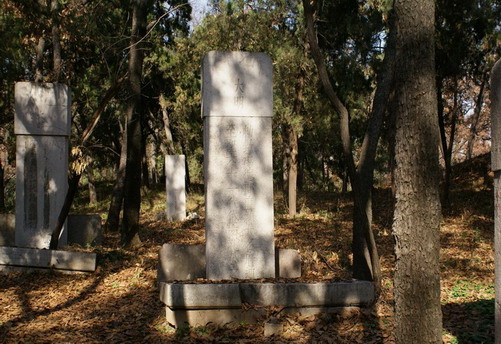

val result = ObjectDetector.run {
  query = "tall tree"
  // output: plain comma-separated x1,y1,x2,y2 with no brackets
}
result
121,0,154,247
303,0,392,285
392,0,442,342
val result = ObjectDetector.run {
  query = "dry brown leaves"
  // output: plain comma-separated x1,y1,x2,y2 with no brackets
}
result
0,159,495,343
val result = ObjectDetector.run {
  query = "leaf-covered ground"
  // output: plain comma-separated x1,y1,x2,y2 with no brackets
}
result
0,155,494,343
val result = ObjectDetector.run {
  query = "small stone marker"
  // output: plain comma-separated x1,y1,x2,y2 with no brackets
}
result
202,51,275,280
491,58,501,344
165,155,186,221
14,82,70,249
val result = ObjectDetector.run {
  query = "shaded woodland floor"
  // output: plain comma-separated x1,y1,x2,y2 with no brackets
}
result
0,155,495,343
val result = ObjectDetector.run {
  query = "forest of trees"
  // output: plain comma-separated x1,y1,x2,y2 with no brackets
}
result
0,0,499,341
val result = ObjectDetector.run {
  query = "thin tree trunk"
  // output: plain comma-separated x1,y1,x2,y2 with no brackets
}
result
34,37,45,82
51,0,62,82
0,159,5,212
466,75,486,160
121,0,152,247
392,0,443,341
287,128,298,217
304,0,387,286
161,106,176,154
105,122,127,232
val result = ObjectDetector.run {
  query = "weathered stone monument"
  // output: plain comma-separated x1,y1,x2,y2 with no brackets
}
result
491,58,501,344
203,51,275,280
165,155,186,221
157,52,374,327
14,82,70,249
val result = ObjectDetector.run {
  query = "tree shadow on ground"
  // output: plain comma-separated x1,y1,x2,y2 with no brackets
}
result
442,299,494,344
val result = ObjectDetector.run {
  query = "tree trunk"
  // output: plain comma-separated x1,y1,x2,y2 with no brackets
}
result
303,0,386,286
392,0,443,342
51,0,62,82
87,168,97,205
287,127,298,217
34,37,45,82
161,106,176,154
105,122,127,232
466,75,486,160
0,159,5,212
121,0,152,248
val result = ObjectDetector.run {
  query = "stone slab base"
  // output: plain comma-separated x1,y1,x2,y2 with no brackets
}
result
0,246,96,272
165,306,364,328
160,281,375,327
158,243,301,282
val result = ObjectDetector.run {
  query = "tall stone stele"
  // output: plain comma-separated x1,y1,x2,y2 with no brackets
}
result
14,82,71,249
165,154,186,221
202,51,275,280
491,58,501,344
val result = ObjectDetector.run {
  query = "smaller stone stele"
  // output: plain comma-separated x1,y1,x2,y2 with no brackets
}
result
164,155,186,221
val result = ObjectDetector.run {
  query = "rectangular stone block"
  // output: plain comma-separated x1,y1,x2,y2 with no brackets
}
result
159,282,241,308
491,59,501,171
67,214,102,246
275,248,301,278
0,214,15,246
165,307,265,328
165,155,186,221
202,51,273,118
0,246,96,272
239,281,375,307
15,135,68,248
15,82,71,136
158,244,205,282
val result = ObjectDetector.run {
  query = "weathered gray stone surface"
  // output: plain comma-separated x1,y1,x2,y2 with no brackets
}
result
165,155,186,221
159,281,374,309
239,282,374,307
157,244,301,282
15,136,68,248
0,246,96,272
158,244,206,281
1,214,102,247
0,214,15,246
67,215,102,246
490,57,501,344
15,82,71,136
202,51,272,118
491,59,501,172
165,307,265,328
14,82,70,249
276,248,301,278
160,283,241,308
203,51,275,280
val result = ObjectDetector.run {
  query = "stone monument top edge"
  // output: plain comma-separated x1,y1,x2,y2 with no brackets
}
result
202,51,273,118
14,81,71,136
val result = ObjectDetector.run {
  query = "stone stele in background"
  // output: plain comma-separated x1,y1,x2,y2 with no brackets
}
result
14,82,70,249
202,51,274,280
165,155,186,221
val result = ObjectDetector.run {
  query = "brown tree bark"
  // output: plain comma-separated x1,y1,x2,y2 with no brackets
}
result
466,74,487,160
51,0,62,82
34,37,45,82
105,121,127,232
392,0,443,342
121,0,152,248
